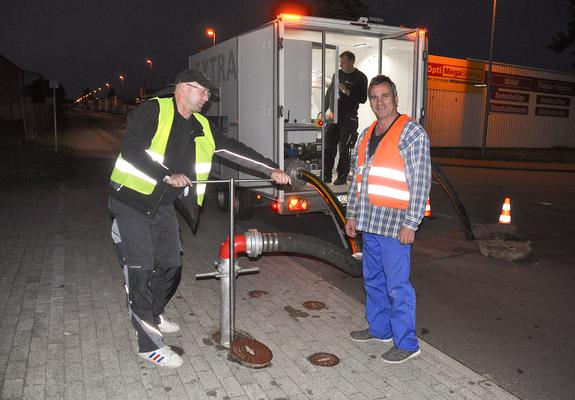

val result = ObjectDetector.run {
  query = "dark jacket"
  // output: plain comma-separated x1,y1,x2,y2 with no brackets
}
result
109,97,278,216
325,68,368,117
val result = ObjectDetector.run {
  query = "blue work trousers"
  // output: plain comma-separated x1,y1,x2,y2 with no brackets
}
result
362,232,419,352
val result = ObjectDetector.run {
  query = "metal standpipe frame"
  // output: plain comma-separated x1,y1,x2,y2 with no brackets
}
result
194,178,275,349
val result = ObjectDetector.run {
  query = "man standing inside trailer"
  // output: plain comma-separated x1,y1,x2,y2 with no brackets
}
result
345,75,431,364
108,69,290,368
324,51,368,185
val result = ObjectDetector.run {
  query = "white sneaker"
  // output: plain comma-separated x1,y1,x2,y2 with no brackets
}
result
158,314,180,333
138,346,183,368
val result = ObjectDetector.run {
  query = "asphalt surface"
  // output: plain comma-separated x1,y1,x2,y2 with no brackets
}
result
243,164,575,400
6,108,574,400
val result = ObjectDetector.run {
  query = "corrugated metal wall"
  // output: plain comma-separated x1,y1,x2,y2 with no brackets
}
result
426,90,483,147
427,59,575,148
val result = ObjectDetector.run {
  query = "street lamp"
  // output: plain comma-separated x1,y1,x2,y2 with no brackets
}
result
119,74,125,85
145,59,154,93
206,28,216,47
105,82,110,88
481,0,497,158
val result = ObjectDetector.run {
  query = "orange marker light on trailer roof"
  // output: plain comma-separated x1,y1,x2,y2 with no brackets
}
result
279,13,302,21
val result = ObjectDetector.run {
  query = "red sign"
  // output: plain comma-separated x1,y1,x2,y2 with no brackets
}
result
490,103,529,115
491,73,532,91
490,90,530,103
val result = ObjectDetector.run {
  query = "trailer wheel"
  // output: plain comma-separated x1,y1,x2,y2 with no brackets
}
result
215,188,255,220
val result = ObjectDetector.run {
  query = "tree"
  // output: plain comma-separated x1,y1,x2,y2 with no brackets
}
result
312,0,369,21
549,0,575,67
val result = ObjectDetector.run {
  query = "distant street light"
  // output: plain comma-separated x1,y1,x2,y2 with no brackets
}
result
119,74,125,85
481,0,497,158
105,82,110,88
206,28,216,47
145,59,154,92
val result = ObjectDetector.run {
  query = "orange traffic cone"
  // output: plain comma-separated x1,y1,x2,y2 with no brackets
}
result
498,197,511,224
424,198,432,218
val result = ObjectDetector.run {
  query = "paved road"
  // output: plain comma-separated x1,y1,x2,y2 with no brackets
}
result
31,109,575,400
241,158,575,400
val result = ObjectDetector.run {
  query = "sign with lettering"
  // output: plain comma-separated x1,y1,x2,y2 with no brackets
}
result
490,90,530,103
534,78,575,96
190,49,238,84
490,103,529,115
536,95,571,107
535,107,570,118
491,74,532,91
427,55,484,93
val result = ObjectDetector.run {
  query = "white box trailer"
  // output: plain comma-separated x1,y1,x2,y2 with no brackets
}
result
189,14,428,216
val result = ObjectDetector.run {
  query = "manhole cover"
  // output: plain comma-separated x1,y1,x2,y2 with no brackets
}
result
248,290,269,298
230,338,273,368
212,330,253,345
302,301,326,310
308,352,339,367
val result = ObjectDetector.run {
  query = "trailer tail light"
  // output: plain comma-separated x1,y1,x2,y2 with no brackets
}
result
287,197,308,212
271,201,279,212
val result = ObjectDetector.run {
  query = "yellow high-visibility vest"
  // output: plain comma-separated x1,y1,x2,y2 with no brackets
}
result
110,97,215,205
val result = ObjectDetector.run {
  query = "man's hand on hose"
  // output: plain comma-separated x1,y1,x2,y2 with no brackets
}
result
271,169,291,185
165,173,193,188
345,218,357,238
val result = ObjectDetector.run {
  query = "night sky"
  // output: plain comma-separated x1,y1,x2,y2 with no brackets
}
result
1,0,572,98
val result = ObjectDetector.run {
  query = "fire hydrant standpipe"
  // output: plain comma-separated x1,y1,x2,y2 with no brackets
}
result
196,228,362,349
192,166,363,349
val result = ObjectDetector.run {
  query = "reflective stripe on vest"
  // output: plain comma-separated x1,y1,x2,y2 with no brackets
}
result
193,114,215,205
356,115,411,209
110,97,215,205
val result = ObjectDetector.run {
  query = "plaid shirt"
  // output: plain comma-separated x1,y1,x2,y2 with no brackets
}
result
346,118,431,239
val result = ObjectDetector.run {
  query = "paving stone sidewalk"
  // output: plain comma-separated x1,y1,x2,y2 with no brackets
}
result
0,163,519,400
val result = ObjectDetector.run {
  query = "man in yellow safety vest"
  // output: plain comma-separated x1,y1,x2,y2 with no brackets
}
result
109,69,290,368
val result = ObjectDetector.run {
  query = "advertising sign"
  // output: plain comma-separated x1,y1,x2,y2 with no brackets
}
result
535,107,569,118
427,55,484,93
490,90,529,103
490,103,529,115
536,95,570,107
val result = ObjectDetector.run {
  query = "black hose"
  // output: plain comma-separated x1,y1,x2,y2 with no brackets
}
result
432,163,475,240
255,232,362,277
298,170,362,254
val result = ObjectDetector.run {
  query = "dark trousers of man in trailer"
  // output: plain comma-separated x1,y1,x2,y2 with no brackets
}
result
324,116,358,184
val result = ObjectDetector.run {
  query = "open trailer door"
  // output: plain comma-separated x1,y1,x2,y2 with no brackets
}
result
380,28,428,124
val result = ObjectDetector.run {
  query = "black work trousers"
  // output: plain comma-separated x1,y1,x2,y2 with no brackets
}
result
324,116,359,180
109,196,182,352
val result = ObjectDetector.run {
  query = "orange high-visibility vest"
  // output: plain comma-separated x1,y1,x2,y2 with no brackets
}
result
356,114,411,209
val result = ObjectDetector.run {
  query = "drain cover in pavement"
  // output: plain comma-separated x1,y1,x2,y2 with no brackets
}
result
308,352,339,367
212,330,253,346
302,301,326,310
230,338,273,368
248,290,269,298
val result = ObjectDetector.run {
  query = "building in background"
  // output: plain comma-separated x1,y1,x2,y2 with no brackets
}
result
426,55,575,149
0,54,61,145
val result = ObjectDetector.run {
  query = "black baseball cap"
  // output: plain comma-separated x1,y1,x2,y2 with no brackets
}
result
175,68,220,102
